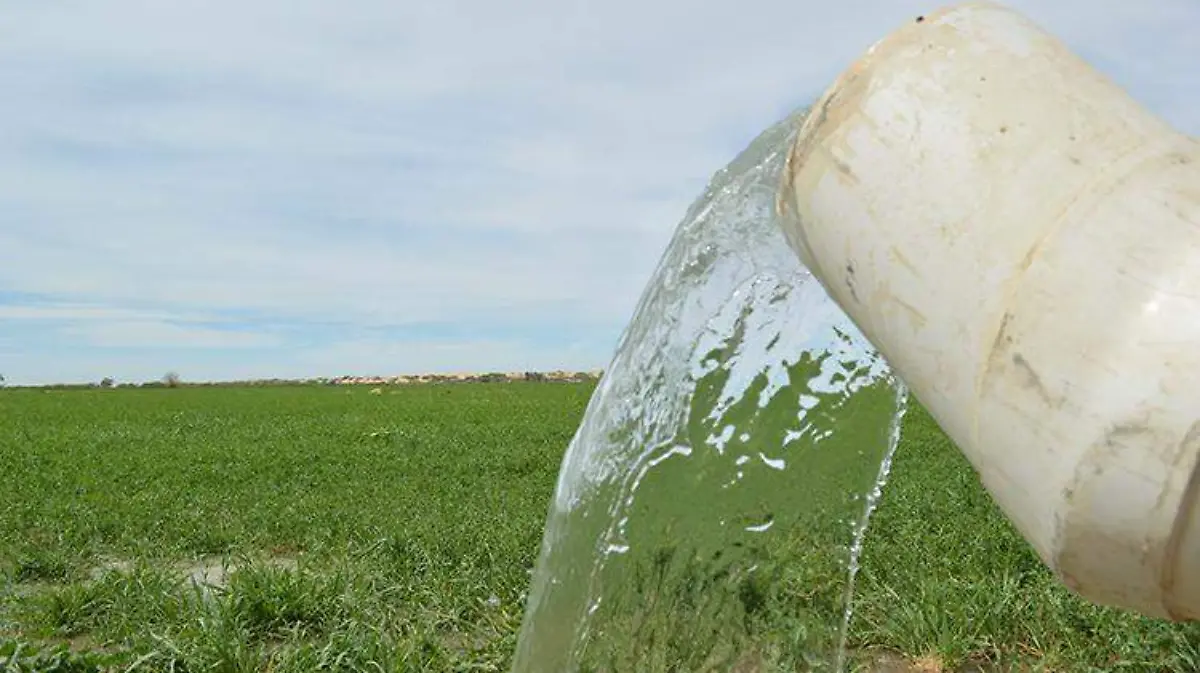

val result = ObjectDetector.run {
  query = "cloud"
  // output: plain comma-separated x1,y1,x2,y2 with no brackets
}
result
0,0,1196,384
0,304,180,322
295,337,603,378
64,321,279,350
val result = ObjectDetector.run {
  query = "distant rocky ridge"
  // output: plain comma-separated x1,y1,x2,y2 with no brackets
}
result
145,370,602,388
319,370,603,386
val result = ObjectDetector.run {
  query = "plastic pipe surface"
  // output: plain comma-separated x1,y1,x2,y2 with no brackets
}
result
777,0,1200,620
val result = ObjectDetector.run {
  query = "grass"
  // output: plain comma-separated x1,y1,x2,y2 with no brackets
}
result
0,381,1197,671
0,383,586,671
851,415,1200,671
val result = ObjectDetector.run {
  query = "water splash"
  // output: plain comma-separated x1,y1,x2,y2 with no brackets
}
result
835,384,908,673
512,107,907,672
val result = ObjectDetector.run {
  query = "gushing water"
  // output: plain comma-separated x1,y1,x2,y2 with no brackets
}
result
834,392,907,673
512,107,908,672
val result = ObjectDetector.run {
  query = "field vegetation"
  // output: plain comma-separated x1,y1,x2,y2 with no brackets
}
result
0,382,1197,671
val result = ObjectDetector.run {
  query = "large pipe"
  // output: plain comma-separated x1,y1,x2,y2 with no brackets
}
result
777,0,1200,620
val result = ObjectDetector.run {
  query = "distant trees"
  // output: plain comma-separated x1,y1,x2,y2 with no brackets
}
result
163,372,182,388
99,377,115,389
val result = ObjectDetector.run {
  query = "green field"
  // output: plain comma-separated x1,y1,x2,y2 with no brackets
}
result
1,383,1198,671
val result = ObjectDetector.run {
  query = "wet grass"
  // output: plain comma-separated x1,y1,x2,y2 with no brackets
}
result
850,409,1200,671
0,383,587,671
0,382,1197,671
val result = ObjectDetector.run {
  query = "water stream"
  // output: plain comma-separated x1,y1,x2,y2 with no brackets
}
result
512,107,908,672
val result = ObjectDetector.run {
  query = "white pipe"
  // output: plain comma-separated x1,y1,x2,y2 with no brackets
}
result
777,0,1200,620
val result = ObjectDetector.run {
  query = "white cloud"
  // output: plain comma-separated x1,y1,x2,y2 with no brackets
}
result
0,0,1196,384
0,304,169,322
295,337,600,378
64,320,280,350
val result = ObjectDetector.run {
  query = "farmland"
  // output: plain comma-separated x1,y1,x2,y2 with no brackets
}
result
1,382,1198,671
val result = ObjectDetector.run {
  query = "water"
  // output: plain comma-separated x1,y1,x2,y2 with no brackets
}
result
512,107,909,672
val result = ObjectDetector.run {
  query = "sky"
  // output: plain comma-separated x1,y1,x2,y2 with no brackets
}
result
1,1,1197,386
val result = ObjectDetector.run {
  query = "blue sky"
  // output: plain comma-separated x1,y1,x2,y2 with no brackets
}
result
1,0,1197,385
